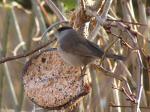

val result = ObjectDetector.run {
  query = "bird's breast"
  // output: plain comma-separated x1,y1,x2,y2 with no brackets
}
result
57,48,94,66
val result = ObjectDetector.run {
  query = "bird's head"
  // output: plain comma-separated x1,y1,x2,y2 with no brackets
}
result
55,26,73,41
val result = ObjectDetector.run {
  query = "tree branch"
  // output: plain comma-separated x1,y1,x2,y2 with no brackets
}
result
0,38,56,64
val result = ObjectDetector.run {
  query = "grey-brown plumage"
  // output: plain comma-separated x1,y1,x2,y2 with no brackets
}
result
55,26,125,66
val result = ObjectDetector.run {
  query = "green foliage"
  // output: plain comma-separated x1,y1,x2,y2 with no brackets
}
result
0,0,77,10
60,0,77,11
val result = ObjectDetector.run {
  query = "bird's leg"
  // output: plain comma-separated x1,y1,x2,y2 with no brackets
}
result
80,65,87,78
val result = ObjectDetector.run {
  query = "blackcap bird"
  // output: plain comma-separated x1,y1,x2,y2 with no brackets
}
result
55,26,125,66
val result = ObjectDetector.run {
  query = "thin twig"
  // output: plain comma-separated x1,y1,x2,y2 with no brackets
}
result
0,38,56,64
13,42,25,56
110,32,134,50
113,86,136,103
100,31,122,65
107,18,147,26
80,0,86,11
92,64,125,81
108,15,147,40
41,20,69,40
136,50,144,112
4,63,19,108
87,0,113,41
45,0,67,21
36,0,50,25
11,5,26,51
110,104,150,109
31,0,47,40
100,0,113,19
0,19,69,64
0,5,11,108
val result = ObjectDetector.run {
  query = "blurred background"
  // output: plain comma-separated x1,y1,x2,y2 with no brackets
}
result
0,0,77,111
0,0,150,112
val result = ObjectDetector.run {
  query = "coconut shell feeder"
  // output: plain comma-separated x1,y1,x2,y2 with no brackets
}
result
22,49,91,110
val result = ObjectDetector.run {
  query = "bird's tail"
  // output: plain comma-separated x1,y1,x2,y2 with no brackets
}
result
105,54,126,61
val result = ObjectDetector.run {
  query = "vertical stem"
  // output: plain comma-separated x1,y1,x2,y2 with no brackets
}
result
26,13,35,51
0,4,11,109
137,0,150,46
45,0,67,21
17,12,35,112
121,0,132,22
0,65,4,109
89,66,101,111
101,0,113,19
10,5,28,111
4,63,19,109
31,0,47,41
10,6,27,51
112,63,121,112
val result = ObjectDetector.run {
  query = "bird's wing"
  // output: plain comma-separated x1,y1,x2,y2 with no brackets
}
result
85,39,104,57
60,30,104,58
